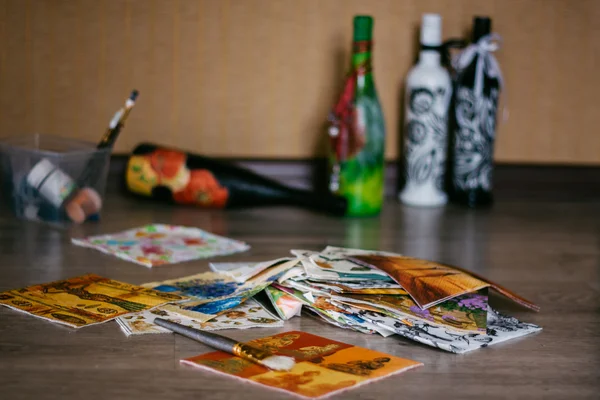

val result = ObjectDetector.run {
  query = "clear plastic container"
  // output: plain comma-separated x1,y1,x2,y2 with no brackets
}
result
0,134,111,225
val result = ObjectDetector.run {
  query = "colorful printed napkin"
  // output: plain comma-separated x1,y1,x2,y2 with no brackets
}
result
292,248,393,282
116,298,283,336
71,224,250,267
272,283,394,337
307,280,407,295
332,289,489,334
350,253,539,310
181,331,422,399
0,274,187,328
160,287,268,323
143,259,300,322
272,245,543,352
142,271,250,300
357,306,542,354
209,258,294,283
265,286,303,320
142,271,269,322
303,308,396,338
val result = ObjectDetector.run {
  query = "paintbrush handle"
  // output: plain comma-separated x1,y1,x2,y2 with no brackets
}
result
154,318,238,354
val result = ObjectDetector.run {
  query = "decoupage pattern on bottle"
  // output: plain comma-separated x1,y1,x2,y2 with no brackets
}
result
125,143,348,216
402,85,451,201
452,85,499,191
328,36,385,217
328,93,385,217
127,148,229,208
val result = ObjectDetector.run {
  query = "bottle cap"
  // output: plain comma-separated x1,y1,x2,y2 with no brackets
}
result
473,16,491,41
27,158,58,190
353,15,373,42
420,13,442,47
26,158,77,207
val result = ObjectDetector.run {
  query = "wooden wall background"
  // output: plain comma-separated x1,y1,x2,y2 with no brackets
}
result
0,0,597,164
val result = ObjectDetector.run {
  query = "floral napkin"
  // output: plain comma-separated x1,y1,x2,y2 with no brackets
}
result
71,224,250,267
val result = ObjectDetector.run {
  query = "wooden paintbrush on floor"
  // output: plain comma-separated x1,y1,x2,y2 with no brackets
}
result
154,318,296,371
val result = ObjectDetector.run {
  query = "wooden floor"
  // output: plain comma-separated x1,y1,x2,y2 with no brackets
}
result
0,190,598,400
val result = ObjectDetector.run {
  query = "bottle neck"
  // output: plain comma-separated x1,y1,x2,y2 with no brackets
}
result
474,33,487,42
231,178,347,216
351,40,373,89
418,48,441,66
473,18,491,42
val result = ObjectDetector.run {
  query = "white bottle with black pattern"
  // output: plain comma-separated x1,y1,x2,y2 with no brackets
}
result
399,14,452,207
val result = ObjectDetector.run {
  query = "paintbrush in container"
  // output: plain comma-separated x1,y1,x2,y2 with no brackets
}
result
24,90,140,224
76,89,140,186
97,89,139,149
63,90,139,223
154,318,296,371
75,89,139,185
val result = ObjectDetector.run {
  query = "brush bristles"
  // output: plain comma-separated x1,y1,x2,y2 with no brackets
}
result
259,355,296,371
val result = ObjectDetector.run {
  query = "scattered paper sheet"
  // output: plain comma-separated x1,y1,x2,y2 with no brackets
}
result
182,331,422,399
265,286,303,320
116,298,283,336
332,289,488,334
142,271,251,300
272,283,382,336
71,224,250,267
307,280,407,295
210,258,294,283
145,280,271,323
272,246,539,350
293,249,394,282
163,283,271,322
357,306,542,354
0,274,187,328
350,253,539,310
143,259,300,322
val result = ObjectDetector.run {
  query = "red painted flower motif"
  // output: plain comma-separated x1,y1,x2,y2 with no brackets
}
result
141,244,165,255
183,238,205,246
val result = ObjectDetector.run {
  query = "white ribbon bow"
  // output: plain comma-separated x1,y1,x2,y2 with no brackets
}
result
453,33,507,121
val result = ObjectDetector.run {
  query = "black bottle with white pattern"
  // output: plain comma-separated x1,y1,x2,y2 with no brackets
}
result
450,17,500,208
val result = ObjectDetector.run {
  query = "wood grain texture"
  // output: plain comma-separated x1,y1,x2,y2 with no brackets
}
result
0,0,598,164
0,186,598,399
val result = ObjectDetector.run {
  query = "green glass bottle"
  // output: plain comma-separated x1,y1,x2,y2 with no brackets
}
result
328,15,386,217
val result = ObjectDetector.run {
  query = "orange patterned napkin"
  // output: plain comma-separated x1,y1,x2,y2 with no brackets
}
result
182,331,422,399
350,254,539,311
